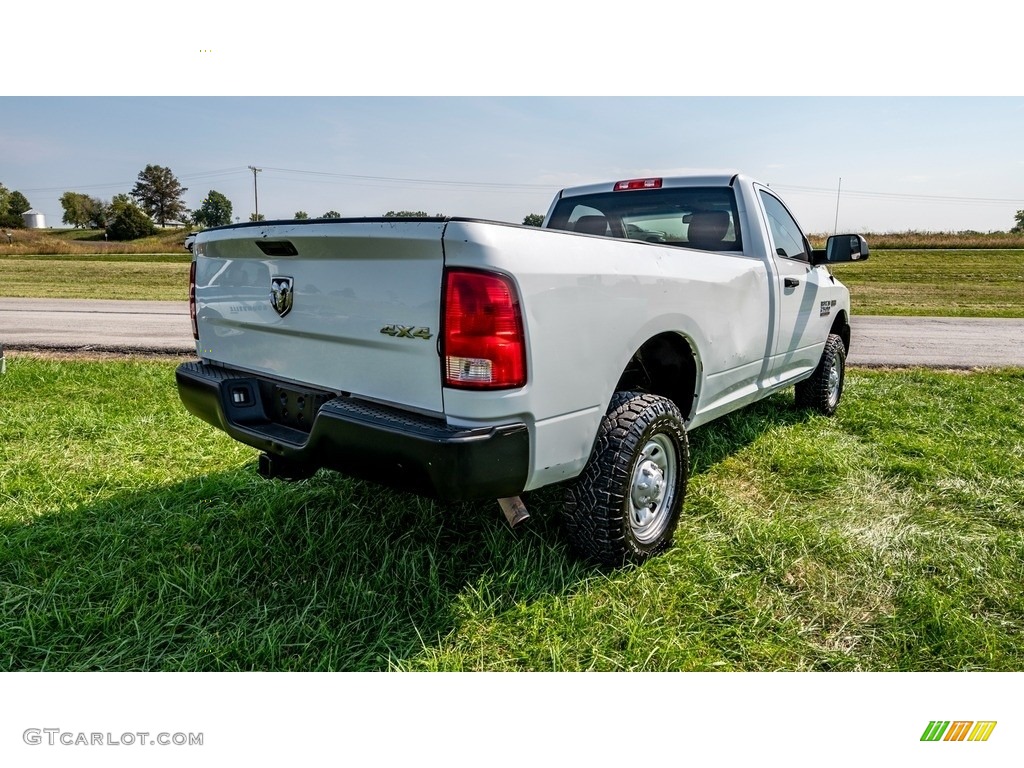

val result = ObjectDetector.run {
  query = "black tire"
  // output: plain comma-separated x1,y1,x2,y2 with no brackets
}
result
563,392,689,566
795,332,846,416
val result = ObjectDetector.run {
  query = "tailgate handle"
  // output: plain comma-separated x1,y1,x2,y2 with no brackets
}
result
256,240,298,256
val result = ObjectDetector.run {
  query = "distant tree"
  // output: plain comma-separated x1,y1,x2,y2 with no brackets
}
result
0,185,25,227
60,191,93,228
1013,210,1024,233
131,164,188,226
0,184,14,228
249,213,266,222
0,188,31,228
85,197,109,229
522,213,544,227
107,194,157,240
193,190,233,228
294,211,309,219
383,210,444,218
7,191,30,217
320,210,342,219
61,192,110,229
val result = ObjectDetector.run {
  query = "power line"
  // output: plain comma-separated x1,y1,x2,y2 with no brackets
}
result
258,166,557,191
15,166,1022,207
775,183,1022,206
18,167,250,195
833,178,841,235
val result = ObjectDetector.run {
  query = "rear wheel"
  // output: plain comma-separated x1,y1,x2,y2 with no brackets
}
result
563,392,689,566
795,332,846,415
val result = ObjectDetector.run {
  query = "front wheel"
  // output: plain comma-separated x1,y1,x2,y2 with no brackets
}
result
795,332,846,415
563,392,689,566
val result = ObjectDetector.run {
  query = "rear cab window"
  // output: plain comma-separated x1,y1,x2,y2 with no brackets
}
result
547,187,743,252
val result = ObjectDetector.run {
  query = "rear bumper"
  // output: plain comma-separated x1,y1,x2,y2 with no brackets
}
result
175,361,530,500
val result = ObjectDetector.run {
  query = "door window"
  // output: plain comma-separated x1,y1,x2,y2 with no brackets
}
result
759,191,808,261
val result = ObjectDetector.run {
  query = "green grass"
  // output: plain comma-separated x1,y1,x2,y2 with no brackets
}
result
1,228,191,299
2,357,1021,671
4,242,1023,316
1,254,190,300
811,230,1024,250
832,249,1024,317
3,227,191,255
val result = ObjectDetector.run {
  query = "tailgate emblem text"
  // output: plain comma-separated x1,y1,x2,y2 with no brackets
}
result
380,324,433,340
270,276,294,318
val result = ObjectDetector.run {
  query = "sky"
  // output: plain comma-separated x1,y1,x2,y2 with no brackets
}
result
3,96,1023,234
3,2,1022,235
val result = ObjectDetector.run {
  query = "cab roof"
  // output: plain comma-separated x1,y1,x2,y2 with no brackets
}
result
557,170,745,199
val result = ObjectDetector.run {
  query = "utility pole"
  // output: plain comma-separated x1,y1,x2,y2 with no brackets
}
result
248,165,262,219
833,177,842,235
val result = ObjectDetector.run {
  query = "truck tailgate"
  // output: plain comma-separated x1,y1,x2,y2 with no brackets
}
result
193,220,446,415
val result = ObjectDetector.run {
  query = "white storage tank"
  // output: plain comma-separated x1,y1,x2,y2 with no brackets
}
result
22,209,46,229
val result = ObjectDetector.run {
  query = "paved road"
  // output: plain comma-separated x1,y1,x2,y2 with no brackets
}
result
3,297,1024,367
1,298,193,353
848,316,1024,367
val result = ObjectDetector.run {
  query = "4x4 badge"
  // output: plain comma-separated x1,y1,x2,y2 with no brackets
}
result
380,324,432,340
270,276,294,318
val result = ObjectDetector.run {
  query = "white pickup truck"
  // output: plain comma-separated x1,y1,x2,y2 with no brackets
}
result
176,171,867,565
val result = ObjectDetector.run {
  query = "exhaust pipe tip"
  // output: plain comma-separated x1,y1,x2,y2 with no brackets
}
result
498,496,530,528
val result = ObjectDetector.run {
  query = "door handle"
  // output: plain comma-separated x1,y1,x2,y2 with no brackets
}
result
784,277,800,288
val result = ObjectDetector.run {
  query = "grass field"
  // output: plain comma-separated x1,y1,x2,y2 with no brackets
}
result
2,357,1021,671
810,230,1024,250
8,226,1024,255
2,228,192,300
831,249,1024,317
2,253,190,301
2,227,190,255
3,230,1023,314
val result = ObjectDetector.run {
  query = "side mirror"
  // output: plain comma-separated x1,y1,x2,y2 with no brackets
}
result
811,234,869,266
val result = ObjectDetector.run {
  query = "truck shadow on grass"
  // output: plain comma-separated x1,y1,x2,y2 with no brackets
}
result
1,468,587,671
1,395,811,672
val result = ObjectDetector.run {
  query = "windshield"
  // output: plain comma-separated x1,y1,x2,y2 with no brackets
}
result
547,186,742,252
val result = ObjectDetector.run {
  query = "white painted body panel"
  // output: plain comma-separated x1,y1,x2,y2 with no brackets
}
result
439,220,774,489
194,220,447,415
192,174,853,494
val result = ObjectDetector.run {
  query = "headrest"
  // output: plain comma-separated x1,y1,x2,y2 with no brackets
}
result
687,211,730,248
574,215,609,236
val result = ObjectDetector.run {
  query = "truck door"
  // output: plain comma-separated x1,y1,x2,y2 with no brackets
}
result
756,188,833,381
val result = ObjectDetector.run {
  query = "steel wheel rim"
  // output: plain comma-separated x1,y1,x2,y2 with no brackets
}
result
827,357,842,409
627,433,677,544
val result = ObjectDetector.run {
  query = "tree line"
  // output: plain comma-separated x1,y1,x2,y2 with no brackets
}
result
57,165,384,239
47,164,557,241
0,184,33,229
60,164,193,240
74,164,1024,241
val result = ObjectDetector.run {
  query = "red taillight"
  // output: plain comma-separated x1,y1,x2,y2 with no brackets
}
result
189,259,198,340
442,269,526,390
614,178,663,191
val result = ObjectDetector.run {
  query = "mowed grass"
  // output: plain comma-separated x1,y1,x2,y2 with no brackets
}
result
1,227,191,300
810,230,1024,250
4,237,1024,316
3,227,191,255
2,254,190,301
2,357,1021,671
831,248,1024,317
